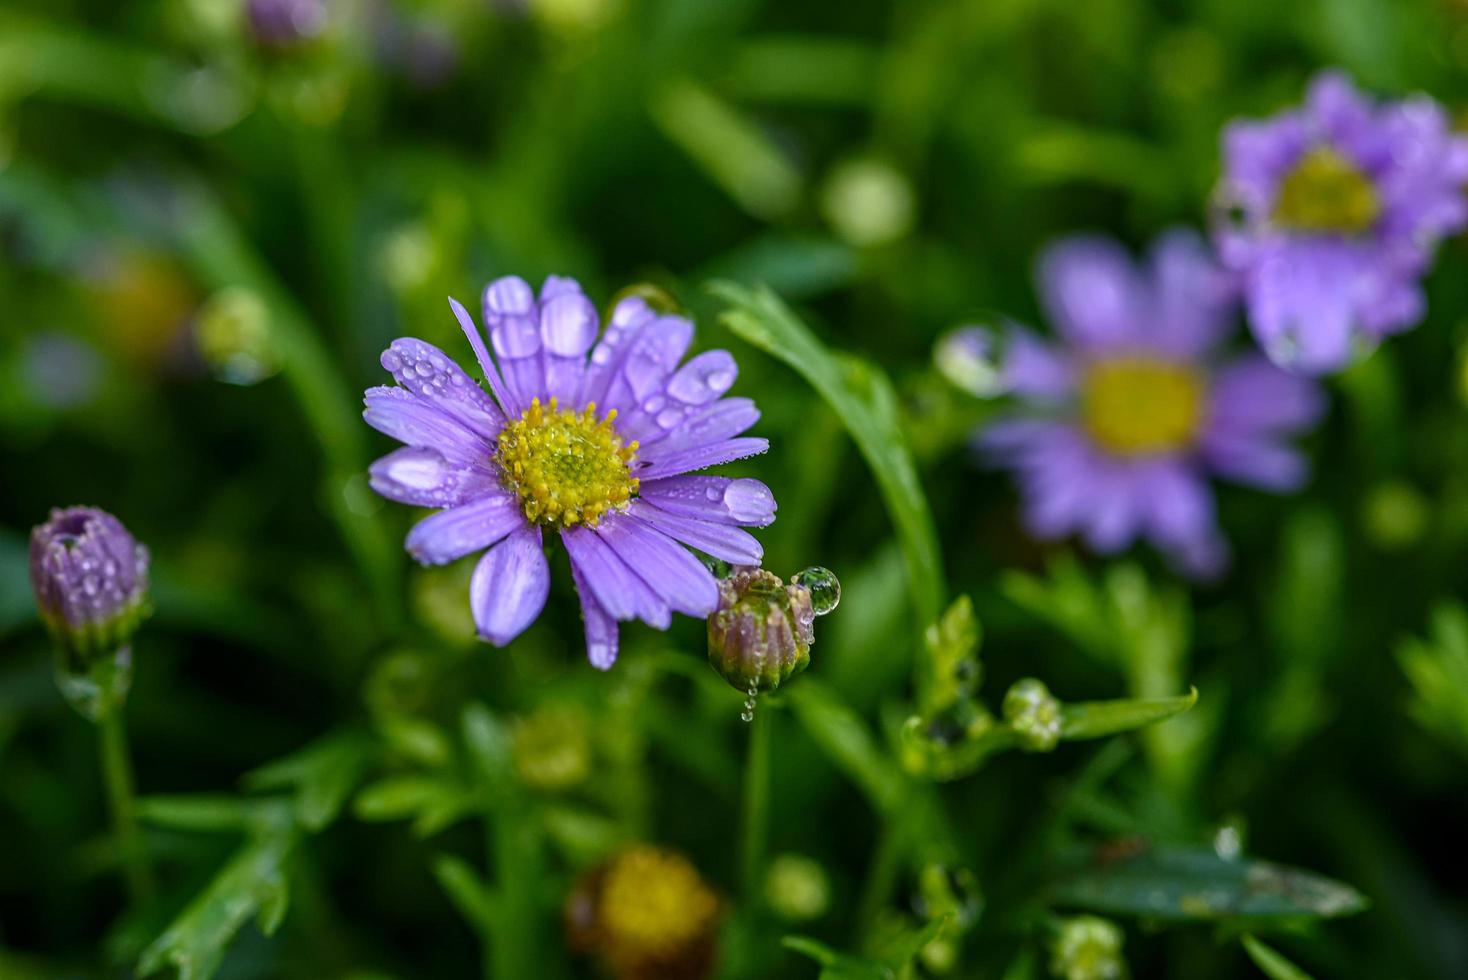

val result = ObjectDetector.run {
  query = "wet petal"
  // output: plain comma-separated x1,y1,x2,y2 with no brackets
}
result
380,337,503,436
628,501,764,564
595,514,719,617
570,560,619,670
405,492,524,565
635,437,768,481
369,447,494,508
561,526,671,627
638,476,776,526
449,297,518,415
363,386,491,463
470,526,550,645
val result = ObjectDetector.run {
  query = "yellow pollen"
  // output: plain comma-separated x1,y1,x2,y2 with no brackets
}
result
598,847,719,958
1081,357,1206,456
1273,146,1380,235
495,397,639,528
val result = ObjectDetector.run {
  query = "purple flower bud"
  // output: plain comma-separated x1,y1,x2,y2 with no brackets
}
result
246,0,327,47
29,506,151,666
707,567,816,694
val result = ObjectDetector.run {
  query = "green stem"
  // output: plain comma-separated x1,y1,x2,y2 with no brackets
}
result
739,704,773,903
98,706,154,904
488,806,541,979
855,824,903,932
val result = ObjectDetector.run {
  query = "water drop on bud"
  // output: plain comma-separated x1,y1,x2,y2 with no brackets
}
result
1002,677,1062,752
708,566,817,694
791,566,840,616
934,325,1009,398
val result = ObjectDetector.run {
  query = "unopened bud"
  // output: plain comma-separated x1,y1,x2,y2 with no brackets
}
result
1050,916,1126,980
707,567,821,693
1003,677,1061,752
29,507,151,718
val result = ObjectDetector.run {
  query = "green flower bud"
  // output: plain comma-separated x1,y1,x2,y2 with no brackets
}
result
1003,677,1061,752
707,567,818,694
764,853,830,922
1050,916,1126,980
512,704,593,793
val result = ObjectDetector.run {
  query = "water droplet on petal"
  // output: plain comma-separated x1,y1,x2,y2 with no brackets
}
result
791,566,840,615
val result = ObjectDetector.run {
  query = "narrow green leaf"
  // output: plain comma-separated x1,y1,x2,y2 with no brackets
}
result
1060,688,1198,741
712,281,945,636
352,775,471,831
137,795,280,832
1050,844,1368,922
432,854,496,937
783,915,950,980
245,729,375,831
921,596,982,714
1241,934,1315,980
137,822,296,980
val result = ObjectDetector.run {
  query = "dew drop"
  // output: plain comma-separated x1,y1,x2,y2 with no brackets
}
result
792,566,840,615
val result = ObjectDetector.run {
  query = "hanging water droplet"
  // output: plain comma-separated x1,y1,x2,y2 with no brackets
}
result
791,566,840,615
934,325,1009,398
741,682,759,723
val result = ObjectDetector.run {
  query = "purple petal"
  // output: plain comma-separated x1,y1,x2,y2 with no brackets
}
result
1138,458,1217,552
628,501,764,564
636,398,761,455
405,491,524,565
570,560,619,669
1200,430,1310,492
483,276,544,407
369,447,494,508
469,525,549,645
1036,235,1148,352
579,296,658,407
363,386,491,463
541,290,599,403
449,297,518,415
635,437,769,481
380,337,503,437
1003,328,1075,400
1146,229,1236,358
638,476,776,527
540,275,585,303
594,514,720,617
1206,354,1326,434
601,315,694,414
561,526,671,627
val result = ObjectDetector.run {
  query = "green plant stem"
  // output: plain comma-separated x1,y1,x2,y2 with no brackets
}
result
740,704,773,903
488,807,540,980
99,706,155,905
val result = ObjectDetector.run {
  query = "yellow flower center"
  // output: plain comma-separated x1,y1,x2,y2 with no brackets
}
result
1273,146,1380,235
495,397,638,528
598,847,719,958
1081,357,1205,456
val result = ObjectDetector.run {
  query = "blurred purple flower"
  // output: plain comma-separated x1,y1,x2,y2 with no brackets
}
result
30,507,151,658
364,276,776,668
245,0,327,46
979,231,1325,577
1215,70,1468,374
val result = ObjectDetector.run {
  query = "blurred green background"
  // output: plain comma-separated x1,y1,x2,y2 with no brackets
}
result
4,0,1468,977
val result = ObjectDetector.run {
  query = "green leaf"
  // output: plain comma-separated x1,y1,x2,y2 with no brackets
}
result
921,596,982,713
352,775,476,837
432,854,496,938
1398,603,1468,759
1241,934,1315,980
1059,688,1198,741
137,821,297,980
712,281,945,641
137,795,285,832
245,729,376,831
1050,845,1368,922
783,915,951,980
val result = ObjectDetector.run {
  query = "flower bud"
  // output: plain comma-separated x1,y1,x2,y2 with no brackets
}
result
512,704,592,793
246,0,327,47
29,507,151,718
1050,916,1126,980
565,845,720,980
707,567,816,693
1003,677,1061,752
764,853,831,922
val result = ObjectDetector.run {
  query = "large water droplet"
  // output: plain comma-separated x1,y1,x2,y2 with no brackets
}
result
792,566,840,615
934,325,1008,398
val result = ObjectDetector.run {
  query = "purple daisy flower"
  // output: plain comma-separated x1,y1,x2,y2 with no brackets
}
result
365,276,776,668
980,231,1326,577
1215,70,1468,374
